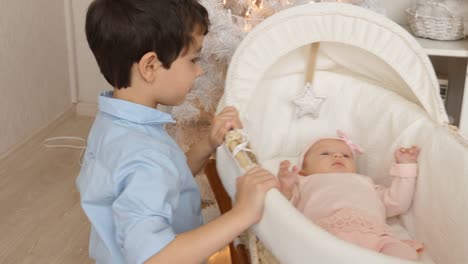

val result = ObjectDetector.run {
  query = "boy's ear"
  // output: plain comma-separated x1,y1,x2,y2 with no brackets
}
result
138,52,161,82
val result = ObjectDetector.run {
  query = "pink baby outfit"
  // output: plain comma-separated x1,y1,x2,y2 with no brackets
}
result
290,163,423,261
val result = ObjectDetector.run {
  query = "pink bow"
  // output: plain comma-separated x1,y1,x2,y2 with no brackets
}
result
337,130,364,155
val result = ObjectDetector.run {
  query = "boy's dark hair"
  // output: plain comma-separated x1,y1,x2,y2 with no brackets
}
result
85,0,209,88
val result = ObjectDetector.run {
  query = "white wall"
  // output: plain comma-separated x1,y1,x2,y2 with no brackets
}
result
72,0,112,109
0,0,72,157
380,0,415,24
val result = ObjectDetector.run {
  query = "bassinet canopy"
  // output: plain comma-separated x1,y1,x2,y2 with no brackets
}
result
224,3,447,124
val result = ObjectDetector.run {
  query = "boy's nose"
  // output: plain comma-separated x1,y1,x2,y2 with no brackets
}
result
333,153,343,158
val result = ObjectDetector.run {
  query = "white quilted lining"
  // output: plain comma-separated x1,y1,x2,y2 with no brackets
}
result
218,73,468,263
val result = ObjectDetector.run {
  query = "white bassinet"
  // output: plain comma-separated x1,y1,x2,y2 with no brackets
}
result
215,3,468,264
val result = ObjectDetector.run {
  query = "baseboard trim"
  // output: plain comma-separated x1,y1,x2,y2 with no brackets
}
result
0,104,77,164
76,102,98,117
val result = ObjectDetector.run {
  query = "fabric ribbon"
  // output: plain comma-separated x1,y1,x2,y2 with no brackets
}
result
336,129,364,155
232,129,253,157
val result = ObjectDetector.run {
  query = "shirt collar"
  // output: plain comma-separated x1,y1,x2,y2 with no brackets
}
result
98,91,175,125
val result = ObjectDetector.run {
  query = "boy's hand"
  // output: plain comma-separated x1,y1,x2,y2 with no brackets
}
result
234,167,279,224
395,146,420,164
209,106,242,150
278,160,298,200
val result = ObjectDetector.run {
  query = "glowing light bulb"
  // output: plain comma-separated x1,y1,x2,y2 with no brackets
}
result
244,6,252,17
243,21,252,31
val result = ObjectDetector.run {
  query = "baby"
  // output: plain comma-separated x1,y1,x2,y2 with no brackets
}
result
278,130,423,261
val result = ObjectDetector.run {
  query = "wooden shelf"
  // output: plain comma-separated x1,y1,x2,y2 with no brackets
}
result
401,24,468,135
415,36,468,58
401,24,468,58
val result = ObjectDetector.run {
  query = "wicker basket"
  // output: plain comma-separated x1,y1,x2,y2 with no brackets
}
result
406,2,465,41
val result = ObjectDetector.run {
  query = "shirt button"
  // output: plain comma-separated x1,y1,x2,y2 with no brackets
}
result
87,152,95,159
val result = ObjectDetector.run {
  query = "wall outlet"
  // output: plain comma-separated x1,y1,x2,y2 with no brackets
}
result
437,73,449,104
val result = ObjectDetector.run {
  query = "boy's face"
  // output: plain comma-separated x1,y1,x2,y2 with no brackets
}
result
301,139,357,175
152,29,205,106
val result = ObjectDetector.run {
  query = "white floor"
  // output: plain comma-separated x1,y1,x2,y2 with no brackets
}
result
0,114,94,264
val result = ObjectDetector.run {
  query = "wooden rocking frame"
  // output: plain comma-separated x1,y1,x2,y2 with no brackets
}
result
205,158,250,264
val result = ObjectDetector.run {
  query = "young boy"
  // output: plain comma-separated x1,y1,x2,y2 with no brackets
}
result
77,0,279,263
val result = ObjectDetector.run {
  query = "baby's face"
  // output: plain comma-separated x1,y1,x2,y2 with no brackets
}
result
301,139,357,175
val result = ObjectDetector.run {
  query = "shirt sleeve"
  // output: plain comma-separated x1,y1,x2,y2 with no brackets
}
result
112,151,181,264
375,163,418,218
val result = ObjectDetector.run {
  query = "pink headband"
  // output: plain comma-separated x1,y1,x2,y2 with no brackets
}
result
297,130,364,168
336,130,364,155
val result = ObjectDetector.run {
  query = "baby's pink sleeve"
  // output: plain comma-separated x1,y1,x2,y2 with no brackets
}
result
375,163,418,218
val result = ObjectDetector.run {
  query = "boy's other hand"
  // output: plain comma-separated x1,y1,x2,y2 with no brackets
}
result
234,167,279,224
395,145,420,164
209,106,242,150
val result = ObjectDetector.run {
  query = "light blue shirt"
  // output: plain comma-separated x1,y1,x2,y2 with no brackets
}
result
77,91,203,264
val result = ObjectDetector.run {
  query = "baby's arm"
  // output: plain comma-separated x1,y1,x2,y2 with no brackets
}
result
375,146,420,218
278,160,300,205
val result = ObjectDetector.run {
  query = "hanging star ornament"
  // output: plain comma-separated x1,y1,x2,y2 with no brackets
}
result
292,83,327,119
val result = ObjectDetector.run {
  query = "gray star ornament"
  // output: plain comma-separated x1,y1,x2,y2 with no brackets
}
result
292,83,327,119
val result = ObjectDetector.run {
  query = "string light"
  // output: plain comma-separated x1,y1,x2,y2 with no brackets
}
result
246,0,264,17
244,21,252,31
223,0,288,32
244,6,252,17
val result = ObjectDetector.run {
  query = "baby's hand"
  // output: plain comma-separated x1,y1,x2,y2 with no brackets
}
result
278,160,298,199
395,146,420,164
208,106,242,150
